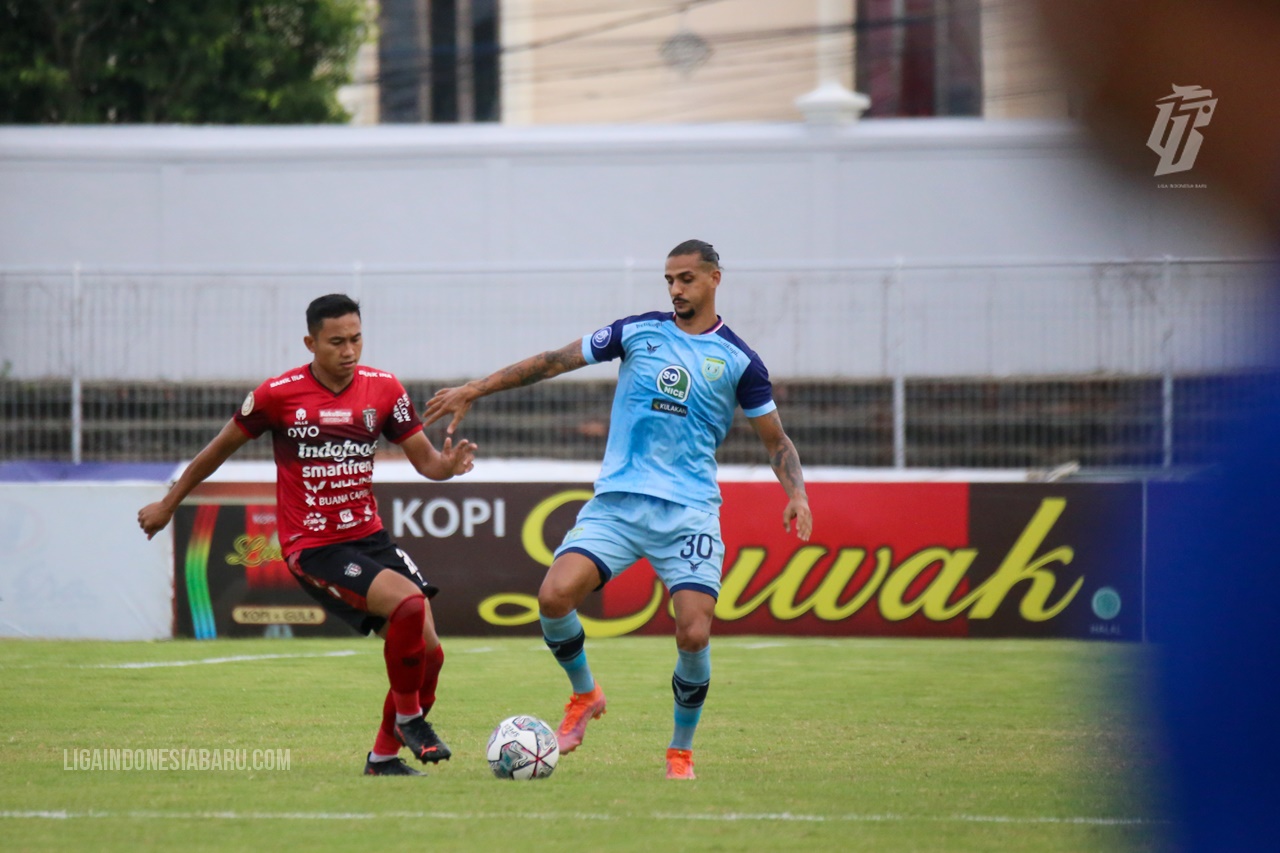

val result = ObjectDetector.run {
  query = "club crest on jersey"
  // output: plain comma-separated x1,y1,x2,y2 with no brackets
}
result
656,365,692,402
702,357,726,382
241,392,255,416
592,326,612,347
363,408,377,432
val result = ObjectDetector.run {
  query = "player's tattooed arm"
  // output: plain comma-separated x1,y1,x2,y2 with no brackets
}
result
749,410,814,541
769,435,807,499
486,341,588,390
423,341,587,433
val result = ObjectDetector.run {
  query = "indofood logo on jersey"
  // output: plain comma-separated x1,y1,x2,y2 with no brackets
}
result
657,366,691,402
298,439,378,462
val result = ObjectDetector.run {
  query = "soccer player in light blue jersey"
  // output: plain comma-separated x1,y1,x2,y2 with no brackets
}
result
424,240,813,779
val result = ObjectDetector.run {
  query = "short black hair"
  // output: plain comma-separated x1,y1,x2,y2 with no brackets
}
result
306,294,361,335
667,239,720,269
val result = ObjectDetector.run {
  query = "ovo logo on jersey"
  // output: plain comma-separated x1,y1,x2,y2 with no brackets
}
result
657,365,692,402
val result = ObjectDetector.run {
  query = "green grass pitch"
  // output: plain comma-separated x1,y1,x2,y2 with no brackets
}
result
1,635,1165,852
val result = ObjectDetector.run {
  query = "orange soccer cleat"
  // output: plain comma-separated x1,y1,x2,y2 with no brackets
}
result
555,684,607,754
665,747,696,780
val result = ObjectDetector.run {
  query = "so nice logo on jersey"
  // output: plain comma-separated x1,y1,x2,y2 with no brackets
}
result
656,365,691,402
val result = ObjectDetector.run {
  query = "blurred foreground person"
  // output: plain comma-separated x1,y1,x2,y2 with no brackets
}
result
1031,2,1280,849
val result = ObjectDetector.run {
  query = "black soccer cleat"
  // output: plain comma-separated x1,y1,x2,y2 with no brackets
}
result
363,754,425,777
394,715,452,764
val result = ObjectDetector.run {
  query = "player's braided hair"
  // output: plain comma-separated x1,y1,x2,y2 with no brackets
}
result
667,239,720,270
306,293,361,334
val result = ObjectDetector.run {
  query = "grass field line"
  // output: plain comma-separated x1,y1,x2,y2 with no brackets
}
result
0,648,366,666
87,648,363,666
0,809,1160,827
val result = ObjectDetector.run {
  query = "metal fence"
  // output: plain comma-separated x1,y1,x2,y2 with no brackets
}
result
2,257,1275,470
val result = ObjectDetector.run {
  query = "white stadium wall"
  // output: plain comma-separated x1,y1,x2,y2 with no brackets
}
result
0,483,172,640
0,121,1269,382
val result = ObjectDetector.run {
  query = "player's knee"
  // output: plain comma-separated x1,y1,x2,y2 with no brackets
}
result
537,577,574,618
389,593,426,629
675,623,711,652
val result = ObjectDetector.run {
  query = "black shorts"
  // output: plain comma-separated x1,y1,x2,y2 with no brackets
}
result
285,530,438,636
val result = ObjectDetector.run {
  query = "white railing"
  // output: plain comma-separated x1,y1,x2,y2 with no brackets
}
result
2,255,1274,466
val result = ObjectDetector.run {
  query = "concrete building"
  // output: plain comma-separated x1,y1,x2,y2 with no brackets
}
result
356,1,1069,126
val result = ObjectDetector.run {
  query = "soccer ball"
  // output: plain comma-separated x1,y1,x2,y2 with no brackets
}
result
486,715,559,780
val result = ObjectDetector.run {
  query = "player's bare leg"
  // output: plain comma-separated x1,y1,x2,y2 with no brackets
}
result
539,552,608,753
667,589,715,780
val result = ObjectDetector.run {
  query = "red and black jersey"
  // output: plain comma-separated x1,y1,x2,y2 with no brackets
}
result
233,364,423,556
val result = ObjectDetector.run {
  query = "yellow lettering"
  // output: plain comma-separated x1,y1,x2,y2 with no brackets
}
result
878,547,980,621
918,548,980,619
224,534,280,568
476,593,539,628
521,489,593,567
483,492,1082,635
476,581,664,638
966,497,1081,621
880,548,977,622
717,547,889,622
581,582,666,638
715,547,776,620
807,548,889,621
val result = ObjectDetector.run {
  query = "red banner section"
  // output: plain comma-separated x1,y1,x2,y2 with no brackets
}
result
603,483,971,637
174,480,1142,640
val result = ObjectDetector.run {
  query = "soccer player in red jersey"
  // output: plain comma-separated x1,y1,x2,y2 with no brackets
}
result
138,294,476,777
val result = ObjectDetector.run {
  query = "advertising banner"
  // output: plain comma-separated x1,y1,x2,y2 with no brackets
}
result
174,479,1143,640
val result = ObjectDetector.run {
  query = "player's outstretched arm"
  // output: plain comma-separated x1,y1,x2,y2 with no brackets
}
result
422,340,587,434
749,410,813,541
137,419,252,539
400,430,477,481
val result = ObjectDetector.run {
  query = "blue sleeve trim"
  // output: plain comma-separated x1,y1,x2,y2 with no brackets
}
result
581,335,598,365
743,400,778,419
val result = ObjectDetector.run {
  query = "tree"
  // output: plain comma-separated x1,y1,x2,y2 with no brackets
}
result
0,0,370,123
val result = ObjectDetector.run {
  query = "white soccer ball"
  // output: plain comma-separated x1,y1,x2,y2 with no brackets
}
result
486,715,559,780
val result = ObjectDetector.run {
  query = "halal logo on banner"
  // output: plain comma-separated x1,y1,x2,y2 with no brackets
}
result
1147,84,1217,177
656,365,691,402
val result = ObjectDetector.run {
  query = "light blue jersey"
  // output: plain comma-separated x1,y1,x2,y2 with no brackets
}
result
581,311,776,515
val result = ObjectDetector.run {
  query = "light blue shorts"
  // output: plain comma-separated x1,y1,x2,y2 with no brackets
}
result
554,491,724,598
